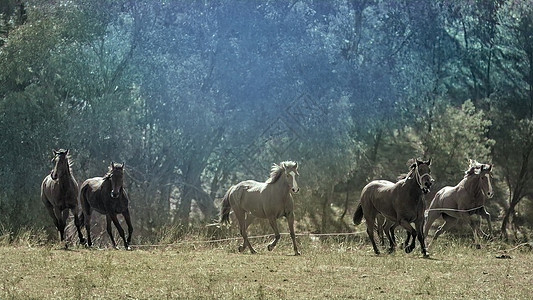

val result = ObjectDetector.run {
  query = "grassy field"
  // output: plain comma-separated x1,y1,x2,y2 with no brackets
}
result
0,236,532,300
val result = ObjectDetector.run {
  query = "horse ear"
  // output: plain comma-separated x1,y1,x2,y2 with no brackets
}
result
488,164,493,172
66,149,69,154
53,150,58,156
426,158,431,166
468,158,474,166
295,162,298,169
122,162,125,169
111,161,115,169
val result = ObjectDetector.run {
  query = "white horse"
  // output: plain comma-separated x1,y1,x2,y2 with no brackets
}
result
219,161,300,255
424,160,494,248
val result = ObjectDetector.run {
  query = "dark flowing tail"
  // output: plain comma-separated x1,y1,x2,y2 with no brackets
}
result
219,189,232,224
78,183,89,226
353,203,363,225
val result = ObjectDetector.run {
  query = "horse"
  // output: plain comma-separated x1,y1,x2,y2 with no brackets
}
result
79,162,133,250
219,161,301,255
353,159,433,257
40,149,85,246
424,160,494,248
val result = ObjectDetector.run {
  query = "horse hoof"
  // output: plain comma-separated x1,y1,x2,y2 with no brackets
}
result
475,244,481,249
238,245,245,252
294,251,301,256
79,238,86,245
126,246,132,251
388,248,395,254
405,247,414,254
267,244,275,251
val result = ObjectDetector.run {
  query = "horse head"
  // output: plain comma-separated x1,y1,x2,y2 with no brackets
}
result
413,158,433,194
465,160,494,199
50,149,70,180
477,163,494,199
282,161,300,194
109,162,125,199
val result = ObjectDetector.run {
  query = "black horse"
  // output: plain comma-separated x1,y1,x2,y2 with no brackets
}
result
41,149,85,246
79,162,133,250
353,159,433,257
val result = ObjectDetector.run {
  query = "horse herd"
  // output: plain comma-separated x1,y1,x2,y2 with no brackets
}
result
41,149,133,250
41,149,494,258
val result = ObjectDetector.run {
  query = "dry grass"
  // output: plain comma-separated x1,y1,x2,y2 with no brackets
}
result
0,236,532,299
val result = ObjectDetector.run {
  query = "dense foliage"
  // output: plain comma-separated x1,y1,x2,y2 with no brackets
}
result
1,0,532,242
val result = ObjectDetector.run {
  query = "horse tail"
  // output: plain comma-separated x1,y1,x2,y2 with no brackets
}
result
353,203,363,225
78,182,90,221
219,188,232,224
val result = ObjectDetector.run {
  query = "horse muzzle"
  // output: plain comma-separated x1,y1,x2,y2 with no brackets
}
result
292,187,300,194
110,192,120,199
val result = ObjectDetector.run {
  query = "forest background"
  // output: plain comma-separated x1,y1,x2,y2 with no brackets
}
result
1,0,532,245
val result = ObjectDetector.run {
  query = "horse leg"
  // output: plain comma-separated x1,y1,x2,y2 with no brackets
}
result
469,217,482,249
364,214,380,255
376,215,385,247
72,207,85,245
106,215,118,249
243,213,257,253
122,210,133,249
84,211,93,247
109,214,128,250
235,209,256,254
415,219,429,258
432,215,458,244
479,208,493,240
424,211,440,241
60,208,69,248
398,220,416,254
287,212,300,256
384,221,396,254
43,201,61,240
53,207,67,242
267,218,280,251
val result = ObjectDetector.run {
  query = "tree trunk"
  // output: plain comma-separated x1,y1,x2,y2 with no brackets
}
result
501,150,531,240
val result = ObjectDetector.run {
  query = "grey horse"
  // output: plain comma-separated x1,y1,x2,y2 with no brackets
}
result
424,160,494,248
219,161,301,255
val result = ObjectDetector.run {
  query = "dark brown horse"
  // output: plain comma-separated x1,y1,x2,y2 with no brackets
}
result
219,161,301,255
353,159,433,257
80,162,133,250
424,160,494,248
41,149,85,246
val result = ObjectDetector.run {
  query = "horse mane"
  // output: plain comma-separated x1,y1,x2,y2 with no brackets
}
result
266,161,297,184
463,159,486,201
397,162,417,181
464,159,483,177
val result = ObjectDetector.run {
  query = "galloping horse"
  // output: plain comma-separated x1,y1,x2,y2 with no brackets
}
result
41,149,85,246
424,160,494,248
80,162,133,250
353,159,433,257
219,161,301,255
